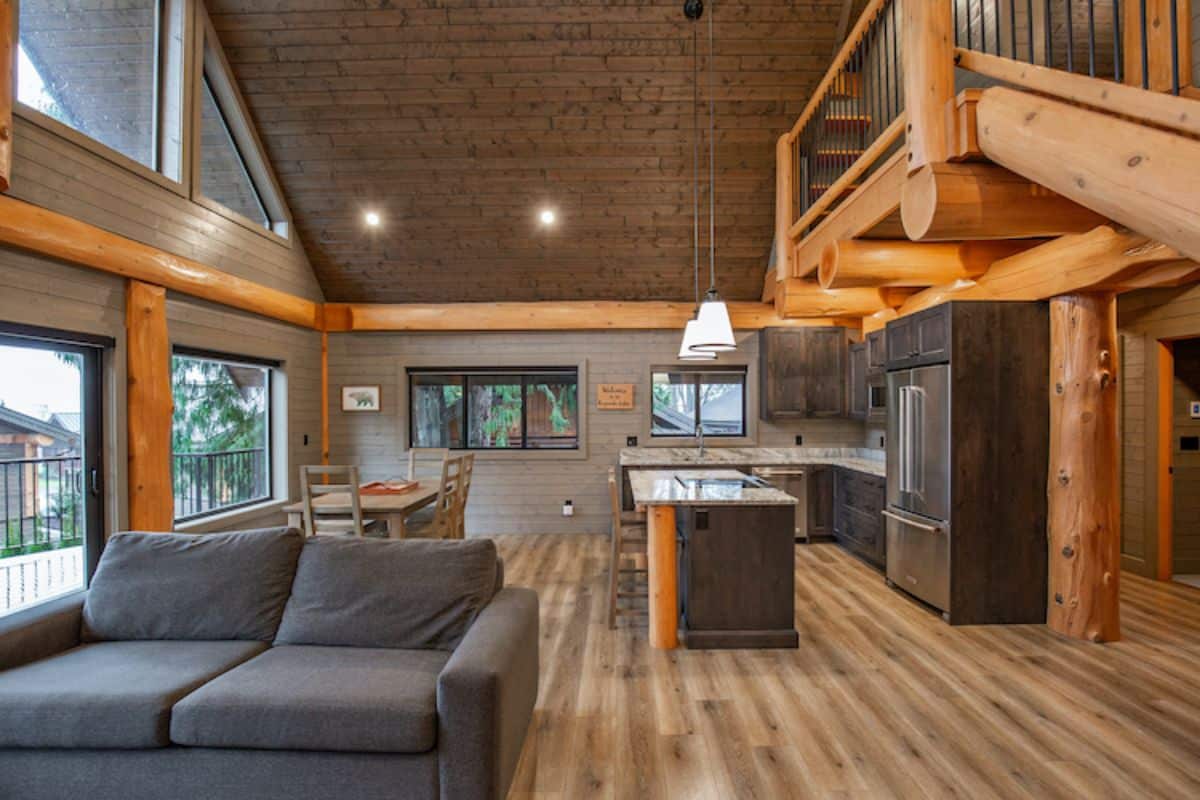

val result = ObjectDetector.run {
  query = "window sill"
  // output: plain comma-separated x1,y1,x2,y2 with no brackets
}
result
174,498,287,534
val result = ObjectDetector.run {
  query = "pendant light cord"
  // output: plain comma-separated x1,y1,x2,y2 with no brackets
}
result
707,0,716,293
692,20,701,312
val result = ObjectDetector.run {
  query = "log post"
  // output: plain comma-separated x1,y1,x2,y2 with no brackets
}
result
775,133,794,281
1048,293,1121,642
646,505,678,649
0,0,14,192
901,0,954,172
126,280,174,532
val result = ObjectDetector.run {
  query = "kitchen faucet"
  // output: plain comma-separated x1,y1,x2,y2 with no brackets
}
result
694,422,705,458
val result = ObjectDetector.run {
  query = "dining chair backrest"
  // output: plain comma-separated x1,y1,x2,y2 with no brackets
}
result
407,448,450,481
299,464,367,537
425,454,465,539
607,466,623,529
451,453,475,539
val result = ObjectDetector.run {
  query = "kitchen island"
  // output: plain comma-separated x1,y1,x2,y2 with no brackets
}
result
628,469,799,650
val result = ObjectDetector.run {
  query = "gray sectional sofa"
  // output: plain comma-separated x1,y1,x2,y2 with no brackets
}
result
0,527,539,800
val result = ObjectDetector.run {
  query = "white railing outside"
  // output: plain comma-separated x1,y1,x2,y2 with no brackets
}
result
0,546,84,616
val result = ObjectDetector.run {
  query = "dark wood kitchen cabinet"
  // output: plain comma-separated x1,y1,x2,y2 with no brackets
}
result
806,465,834,539
885,305,950,370
866,329,887,374
832,468,886,570
848,342,867,420
759,327,847,420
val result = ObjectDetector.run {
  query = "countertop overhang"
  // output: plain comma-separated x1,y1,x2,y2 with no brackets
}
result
629,469,799,507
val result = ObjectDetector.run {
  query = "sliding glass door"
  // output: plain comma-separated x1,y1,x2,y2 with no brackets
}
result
0,325,106,617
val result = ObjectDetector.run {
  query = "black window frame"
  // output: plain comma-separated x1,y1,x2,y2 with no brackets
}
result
0,321,110,599
407,367,580,451
170,346,278,523
650,366,749,438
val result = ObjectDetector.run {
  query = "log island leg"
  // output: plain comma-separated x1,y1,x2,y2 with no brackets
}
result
1048,293,1121,642
646,505,678,649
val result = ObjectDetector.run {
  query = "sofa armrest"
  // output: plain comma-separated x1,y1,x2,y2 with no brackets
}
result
0,591,85,672
436,587,539,800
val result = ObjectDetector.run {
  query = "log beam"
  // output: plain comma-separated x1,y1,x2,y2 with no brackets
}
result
818,239,1038,289
126,281,174,532
0,0,12,192
975,86,1200,264
1048,293,1121,642
776,279,914,318
325,301,860,333
902,0,954,172
901,162,1107,242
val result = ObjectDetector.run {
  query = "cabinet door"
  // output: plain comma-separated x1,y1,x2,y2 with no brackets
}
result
886,317,915,367
807,465,834,539
866,330,887,373
915,306,950,364
804,327,847,417
848,342,867,420
759,328,808,419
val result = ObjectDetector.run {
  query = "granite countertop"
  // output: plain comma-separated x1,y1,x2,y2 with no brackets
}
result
629,469,799,507
619,446,886,478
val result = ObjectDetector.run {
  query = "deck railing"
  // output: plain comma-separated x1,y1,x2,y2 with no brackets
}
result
173,448,268,521
1,456,83,558
952,0,1192,93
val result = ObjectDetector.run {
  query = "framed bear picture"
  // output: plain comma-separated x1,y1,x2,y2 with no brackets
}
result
342,385,382,412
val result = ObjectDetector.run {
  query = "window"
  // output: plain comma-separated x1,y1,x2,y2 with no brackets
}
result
0,323,108,618
409,369,579,450
652,368,747,437
171,349,275,521
197,28,289,237
16,0,184,179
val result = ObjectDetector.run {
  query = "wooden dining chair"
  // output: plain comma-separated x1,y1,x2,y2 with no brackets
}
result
451,453,475,539
406,448,449,481
405,455,464,539
298,465,386,538
607,467,648,629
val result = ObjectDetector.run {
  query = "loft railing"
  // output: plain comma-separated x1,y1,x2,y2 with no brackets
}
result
1,456,84,558
951,0,1193,94
173,448,268,521
775,0,907,273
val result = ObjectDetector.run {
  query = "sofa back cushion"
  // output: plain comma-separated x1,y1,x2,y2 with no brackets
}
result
275,537,498,650
82,528,304,642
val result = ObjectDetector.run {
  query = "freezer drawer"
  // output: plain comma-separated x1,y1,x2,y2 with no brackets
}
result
885,508,950,613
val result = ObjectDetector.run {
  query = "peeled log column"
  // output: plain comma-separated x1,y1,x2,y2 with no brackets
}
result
0,0,13,192
126,280,174,532
1048,293,1121,642
818,239,1036,289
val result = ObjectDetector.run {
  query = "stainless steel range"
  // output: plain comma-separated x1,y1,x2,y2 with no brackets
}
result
885,364,951,612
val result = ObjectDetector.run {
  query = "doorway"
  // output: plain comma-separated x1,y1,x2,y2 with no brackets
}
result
1171,338,1200,587
0,324,107,617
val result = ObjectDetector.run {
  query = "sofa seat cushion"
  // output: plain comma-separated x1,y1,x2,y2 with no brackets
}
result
0,640,267,749
170,645,451,754
83,527,304,642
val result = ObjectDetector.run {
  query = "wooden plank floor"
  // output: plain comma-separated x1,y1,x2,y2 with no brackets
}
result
497,534,1200,799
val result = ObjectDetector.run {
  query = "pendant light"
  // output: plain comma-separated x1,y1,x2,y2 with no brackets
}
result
679,0,716,361
688,0,737,354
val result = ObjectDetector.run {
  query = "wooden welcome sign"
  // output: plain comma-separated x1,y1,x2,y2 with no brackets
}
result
597,383,634,410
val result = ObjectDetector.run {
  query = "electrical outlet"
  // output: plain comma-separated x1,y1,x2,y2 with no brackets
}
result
794,435,803,446
562,500,575,517
626,436,638,447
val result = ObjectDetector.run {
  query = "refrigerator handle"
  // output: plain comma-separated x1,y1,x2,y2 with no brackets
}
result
897,386,909,495
910,387,925,498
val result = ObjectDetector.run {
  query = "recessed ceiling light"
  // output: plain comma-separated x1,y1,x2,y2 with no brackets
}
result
539,209,556,226
364,211,381,227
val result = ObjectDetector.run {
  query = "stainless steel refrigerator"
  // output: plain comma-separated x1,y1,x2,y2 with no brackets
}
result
885,365,951,613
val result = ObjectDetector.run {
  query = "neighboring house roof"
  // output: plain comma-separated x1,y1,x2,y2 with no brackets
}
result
0,406,79,446
48,412,81,435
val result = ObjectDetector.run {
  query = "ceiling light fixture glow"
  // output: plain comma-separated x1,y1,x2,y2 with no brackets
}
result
539,209,557,226
364,211,381,227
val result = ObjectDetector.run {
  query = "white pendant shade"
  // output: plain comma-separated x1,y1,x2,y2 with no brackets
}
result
688,298,737,352
678,319,716,360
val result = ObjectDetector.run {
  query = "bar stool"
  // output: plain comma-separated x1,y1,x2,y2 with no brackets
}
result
607,467,648,628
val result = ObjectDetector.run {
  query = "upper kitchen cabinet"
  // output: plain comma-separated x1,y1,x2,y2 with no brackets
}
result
848,341,867,420
885,305,950,370
865,330,886,375
759,327,847,420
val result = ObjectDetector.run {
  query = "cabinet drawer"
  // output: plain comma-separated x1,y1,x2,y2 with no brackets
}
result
839,471,885,513
836,506,884,566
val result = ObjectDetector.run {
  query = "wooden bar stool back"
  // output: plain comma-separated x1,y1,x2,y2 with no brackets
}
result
607,467,648,629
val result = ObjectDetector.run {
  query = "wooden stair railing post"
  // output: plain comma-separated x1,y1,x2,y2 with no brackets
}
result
775,133,794,282
902,0,955,172
1123,0,1193,92
0,0,13,192
126,280,175,532
1048,293,1121,642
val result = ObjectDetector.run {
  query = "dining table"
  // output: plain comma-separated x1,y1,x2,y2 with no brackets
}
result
282,482,440,539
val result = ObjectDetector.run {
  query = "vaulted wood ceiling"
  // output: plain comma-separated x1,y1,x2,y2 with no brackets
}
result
207,1,851,303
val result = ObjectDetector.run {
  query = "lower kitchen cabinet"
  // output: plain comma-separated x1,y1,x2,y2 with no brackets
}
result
806,465,834,539
831,468,886,570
